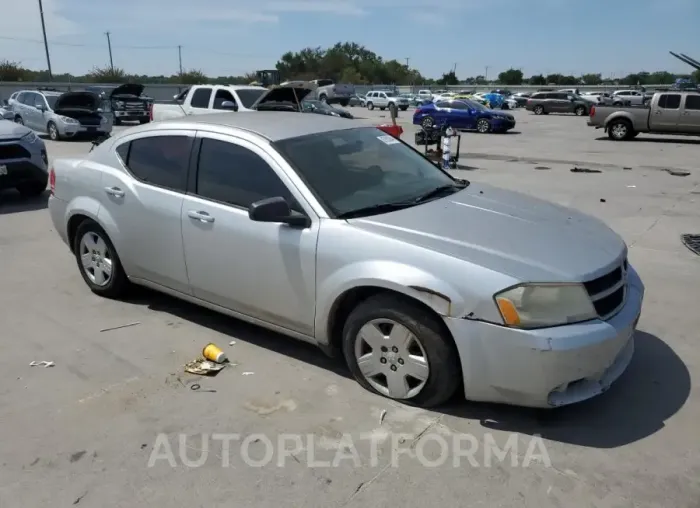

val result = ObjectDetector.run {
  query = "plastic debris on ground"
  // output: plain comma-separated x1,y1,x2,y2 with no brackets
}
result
29,361,55,368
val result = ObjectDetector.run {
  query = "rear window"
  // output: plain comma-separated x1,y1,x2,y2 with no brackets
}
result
236,89,266,108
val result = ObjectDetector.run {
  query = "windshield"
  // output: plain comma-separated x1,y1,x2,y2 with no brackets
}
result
236,88,266,108
45,95,60,109
274,127,461,218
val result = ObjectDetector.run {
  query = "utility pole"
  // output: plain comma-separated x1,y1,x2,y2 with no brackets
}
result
37,0,53,80
105,32,114,70
405,57,409,67
178,45,183,75
485,66,489,82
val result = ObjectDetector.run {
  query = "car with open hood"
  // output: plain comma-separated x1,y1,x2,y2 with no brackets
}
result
11,90,113,141
85,84,151,125
48,112,642,410
0,120,49,197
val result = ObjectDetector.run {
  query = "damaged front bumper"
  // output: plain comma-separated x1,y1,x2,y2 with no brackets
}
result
444,266,645,408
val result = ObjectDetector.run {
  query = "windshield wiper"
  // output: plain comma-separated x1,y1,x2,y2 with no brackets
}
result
337,201,418,219
411,182,467,204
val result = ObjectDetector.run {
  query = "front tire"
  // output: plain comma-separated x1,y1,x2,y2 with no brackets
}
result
47,121,60,141
421,116,434,129
400,106,408,111
342,293,461,408
533,105,544,115
574,105,586,116
73,221,129,298
476,118,491,133
367,101,374,111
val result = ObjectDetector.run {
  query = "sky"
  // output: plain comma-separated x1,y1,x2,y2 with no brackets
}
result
1,0,699,80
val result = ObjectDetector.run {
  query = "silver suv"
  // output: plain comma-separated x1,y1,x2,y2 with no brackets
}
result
364,91,409,111
10,90,113,141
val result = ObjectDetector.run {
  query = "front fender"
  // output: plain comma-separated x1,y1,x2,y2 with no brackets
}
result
315,260,467,344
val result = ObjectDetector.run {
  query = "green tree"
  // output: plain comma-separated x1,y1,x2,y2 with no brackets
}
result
88,66,127,83
0,60,29,81
178,69,207,84
528,74,546,85
693,69,700,82
274,42,424,84
440,70,458,86
474,75,487,85
581,73,602,85
497,68,523,85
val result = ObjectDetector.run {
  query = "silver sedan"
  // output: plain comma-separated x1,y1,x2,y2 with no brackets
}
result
48,112,644,408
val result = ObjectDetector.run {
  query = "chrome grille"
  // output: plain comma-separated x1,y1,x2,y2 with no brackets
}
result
125,102,144,110
583,259,627,320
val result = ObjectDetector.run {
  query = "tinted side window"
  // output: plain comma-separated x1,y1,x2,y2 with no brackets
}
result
685,95,700,110
190,88,212,108
212,89,236,110
658,94,681,109
124,136,192,191
449,101,468,109
196,138,296,210
317,79,333,87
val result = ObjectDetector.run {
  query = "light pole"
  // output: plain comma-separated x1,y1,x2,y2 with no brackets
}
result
37,0,53,79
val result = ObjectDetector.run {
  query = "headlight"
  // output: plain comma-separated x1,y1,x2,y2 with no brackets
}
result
494,283,597,329
21,131,38,143
59,116,79,124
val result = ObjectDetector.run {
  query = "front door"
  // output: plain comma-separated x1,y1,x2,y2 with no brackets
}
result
447,100,477,129
181,133,318,335
98,130,195,294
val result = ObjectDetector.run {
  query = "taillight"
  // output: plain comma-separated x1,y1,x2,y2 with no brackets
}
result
589,105,595,117
49,166,56,195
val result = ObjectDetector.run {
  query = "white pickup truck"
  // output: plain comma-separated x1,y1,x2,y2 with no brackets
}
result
150,85,269,122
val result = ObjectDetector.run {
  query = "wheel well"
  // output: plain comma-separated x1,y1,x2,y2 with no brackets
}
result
326,286,456,357
67,214,91,253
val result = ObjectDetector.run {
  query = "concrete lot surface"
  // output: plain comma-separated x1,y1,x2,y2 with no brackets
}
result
1,113,699,507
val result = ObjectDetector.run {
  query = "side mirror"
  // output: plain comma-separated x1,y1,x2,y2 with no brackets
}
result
221,101,238,111
248,196,309,227
35,103,46,111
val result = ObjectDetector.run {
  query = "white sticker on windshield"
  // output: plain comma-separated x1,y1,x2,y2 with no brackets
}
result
377,135,399,145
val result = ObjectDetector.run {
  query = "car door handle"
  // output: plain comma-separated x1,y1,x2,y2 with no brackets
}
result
104,186,125,198
187,210,215,223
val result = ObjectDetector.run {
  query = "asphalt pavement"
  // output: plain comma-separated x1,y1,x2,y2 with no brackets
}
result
1,110,699,508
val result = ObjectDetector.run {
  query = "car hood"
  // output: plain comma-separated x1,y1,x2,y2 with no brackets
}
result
348,183,626,283
111,83,144,97
0,120,32,140
251,82,317,109
54,92,100,113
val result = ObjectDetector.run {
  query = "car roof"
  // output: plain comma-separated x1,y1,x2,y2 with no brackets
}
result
140,112,363,142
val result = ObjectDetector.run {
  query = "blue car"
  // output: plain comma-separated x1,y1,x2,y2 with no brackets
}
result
412,99,516,134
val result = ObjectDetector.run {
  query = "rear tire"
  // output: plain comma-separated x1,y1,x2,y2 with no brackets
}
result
342,293,461,408
421,116,434,129
400,106,408,111
73,220,130,299
607,119,634,141
14,115,24,125
574,105,586,116
114,118,122,126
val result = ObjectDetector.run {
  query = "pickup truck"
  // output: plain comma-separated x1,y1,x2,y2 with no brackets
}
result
587,91,700,140
280,79,354,106
150,84,268,122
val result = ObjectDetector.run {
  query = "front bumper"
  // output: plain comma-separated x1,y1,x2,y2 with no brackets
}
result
444,267,644,408
114,110,148,120
58,123,112,137
492,119,516,130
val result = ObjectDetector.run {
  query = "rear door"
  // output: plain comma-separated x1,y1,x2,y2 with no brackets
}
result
650,94,681,132
183,87,213,115
99,131,195,294
677,94,700,133
21,92,42,130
